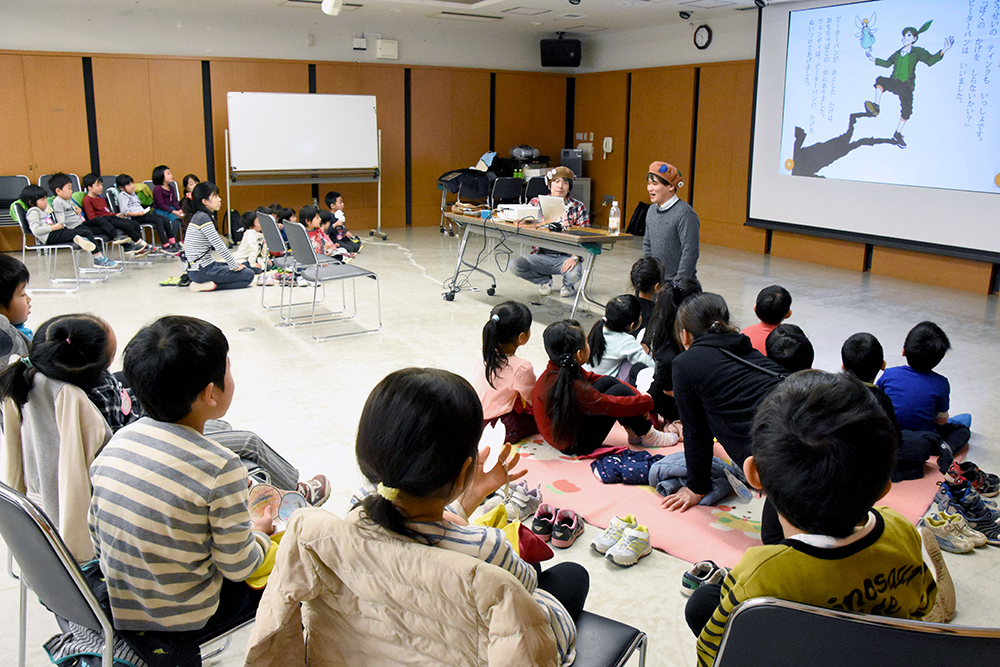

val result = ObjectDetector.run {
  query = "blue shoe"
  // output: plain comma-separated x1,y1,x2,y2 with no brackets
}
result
948,413,972,428
94,255,119,268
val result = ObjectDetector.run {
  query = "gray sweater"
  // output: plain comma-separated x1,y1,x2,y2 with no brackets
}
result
642,199,700,281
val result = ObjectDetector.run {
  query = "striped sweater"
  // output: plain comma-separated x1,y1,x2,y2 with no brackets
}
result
88,418,268,631
184,210,240,271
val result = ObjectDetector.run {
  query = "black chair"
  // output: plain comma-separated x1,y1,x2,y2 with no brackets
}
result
525,175,549,201
0,175,30,228
38,173,81,193
574,610,647,667
490,176,524,208
715,597,1000,667
0,482,254,667
100,175,118,191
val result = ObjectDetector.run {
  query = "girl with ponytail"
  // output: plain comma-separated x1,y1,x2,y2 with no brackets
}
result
350,367,587,665
472,301,538,444
532,320,677,455
0,313,114,562
583,294,655,379
665,293,788,544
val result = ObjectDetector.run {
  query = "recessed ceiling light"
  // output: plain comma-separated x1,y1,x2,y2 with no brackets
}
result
559,13,587,20
502,6,551,16
430,11,502,22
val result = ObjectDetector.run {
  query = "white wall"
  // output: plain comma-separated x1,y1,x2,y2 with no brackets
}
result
584,10,759,72
0,0,757,73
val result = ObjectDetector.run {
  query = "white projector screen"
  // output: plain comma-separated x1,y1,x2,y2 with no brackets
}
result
749,0,1000,256
227,92,378,173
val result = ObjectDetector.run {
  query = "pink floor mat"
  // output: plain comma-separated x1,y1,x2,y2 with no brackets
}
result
512,425,947,569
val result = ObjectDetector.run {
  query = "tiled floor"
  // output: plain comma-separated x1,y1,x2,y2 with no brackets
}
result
1,226,997,666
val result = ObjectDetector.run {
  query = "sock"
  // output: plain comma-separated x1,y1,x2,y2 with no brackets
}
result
168,238,176,244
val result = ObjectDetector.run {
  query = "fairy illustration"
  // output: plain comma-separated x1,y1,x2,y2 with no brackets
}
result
856,13,877,50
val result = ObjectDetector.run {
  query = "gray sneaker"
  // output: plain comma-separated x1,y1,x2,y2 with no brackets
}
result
590,514,638,554
606,524,652,567
538,282,552,297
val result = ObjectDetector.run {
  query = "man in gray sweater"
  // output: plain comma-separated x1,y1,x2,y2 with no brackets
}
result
642,161,699,282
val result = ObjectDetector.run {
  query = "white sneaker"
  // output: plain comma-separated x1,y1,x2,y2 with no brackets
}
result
73,235,96,253
559,285,575,298
538,282,552,297
506,483,542,522
606,524,652,567
590,514,638,554
639,428,680,448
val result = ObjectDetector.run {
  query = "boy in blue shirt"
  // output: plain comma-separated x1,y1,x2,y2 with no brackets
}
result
876,321,970,472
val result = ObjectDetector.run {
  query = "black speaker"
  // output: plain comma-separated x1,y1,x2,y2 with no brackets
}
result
541,38,581,67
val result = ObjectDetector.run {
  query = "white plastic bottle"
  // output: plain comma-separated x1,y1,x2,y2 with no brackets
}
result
608,200,621,235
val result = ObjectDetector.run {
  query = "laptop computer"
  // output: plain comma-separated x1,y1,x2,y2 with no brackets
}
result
537,195,566,223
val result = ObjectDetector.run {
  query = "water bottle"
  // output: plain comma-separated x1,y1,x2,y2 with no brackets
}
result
608,200,621,235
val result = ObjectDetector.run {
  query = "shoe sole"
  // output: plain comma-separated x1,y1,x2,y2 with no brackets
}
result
551,528,583,549
591,540,615,554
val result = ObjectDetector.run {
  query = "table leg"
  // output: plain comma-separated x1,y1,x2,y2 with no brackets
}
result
446,222,473,299
572,253,603,318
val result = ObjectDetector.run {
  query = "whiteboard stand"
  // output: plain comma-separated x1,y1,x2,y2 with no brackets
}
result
369,129,387,241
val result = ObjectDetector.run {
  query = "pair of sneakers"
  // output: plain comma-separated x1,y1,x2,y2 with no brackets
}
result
680,560,729,597
933,478,1000,545
590,514,652,567
531,503,585,548
484,481,542,523
918,511,989,553
949,461,1000,498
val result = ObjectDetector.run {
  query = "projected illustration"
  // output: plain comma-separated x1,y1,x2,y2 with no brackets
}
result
779,0,999,194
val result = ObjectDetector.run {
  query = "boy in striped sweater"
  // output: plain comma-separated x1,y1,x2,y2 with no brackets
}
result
88,316,275,639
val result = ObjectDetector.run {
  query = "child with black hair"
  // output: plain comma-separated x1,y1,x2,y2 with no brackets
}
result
350,367,586,665
877,321,970,470
322,190,363,255
180,173,200,223
0,254,32,370
0,314,114,561
584,294,656,379
741,284,792,354
471,301,538,445
80,173,153,255
89,316,275,641
301,204,335,257
629,256,663,346
687,371,937,666
765,323,814,372
20,184,114,267
233,211,269,273
48,173,122,268
533,319,676,454
115,173,181,253
151,164,184,226
184,182,254,292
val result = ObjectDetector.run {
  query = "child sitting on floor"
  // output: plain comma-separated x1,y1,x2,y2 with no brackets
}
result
471,301,538,445
301,205,336,257
324,191,362,256
629,257,663,347
233,211,269,273
583,294,655,379
765,323,814,373
184,182,253,292
741,285,792,354
686,370,938,667
876,321,970,472
533,320,676,454
351,367,587,665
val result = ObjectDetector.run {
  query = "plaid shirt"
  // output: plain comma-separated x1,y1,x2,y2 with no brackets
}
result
86,371,144,433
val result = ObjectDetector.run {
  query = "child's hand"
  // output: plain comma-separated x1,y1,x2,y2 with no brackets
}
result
459,443,526,516
661,486,704,512
51,222,65,231
252,504,276,535
73,205,82,214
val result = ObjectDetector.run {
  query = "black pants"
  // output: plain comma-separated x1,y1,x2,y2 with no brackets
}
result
569,375,653,456
685,582,724,636
44,227,99,254
537,561,590,620
136,212,179,244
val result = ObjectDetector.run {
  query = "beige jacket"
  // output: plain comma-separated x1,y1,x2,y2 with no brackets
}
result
2,375,111,562
244,507,560,667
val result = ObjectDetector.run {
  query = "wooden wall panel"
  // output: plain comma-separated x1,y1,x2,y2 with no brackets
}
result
692,61,759,251
770,231,865,271
148,59,206,182
315,63,363,93
314,63,366,226
494,72,566,165
91,57,154,180
627,66,696,223
572,70,628,228
21,55,90,179
411,68,490,228
870,247,993,293
0,55,34,177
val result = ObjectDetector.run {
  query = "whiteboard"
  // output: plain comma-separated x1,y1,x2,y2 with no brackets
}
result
227,92,378,173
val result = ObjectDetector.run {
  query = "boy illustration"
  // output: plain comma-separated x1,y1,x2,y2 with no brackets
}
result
864,21,954,148
89,316,275,643
686,371,936,666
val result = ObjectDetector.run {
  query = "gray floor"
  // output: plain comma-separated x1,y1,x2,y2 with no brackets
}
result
2,226,998,666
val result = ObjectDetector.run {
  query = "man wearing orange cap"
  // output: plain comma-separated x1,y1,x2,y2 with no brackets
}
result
643,161,699,282
513,166,590,298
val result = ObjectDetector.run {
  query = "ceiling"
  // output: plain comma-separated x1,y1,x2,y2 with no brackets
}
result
275,0,776,38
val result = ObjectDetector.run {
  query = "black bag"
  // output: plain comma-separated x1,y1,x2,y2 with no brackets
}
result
626,201,650,236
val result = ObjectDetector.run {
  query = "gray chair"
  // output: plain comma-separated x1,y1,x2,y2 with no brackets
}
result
282,221,381,340
11,200,93,292
0,482,254,667
0,175,30,228
257,211,303,311
490,176,524,208
38,173,81,193
714,597,1000,667
100,175,118,191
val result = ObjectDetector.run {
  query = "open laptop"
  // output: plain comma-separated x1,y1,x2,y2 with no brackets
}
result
537,195,566,223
